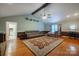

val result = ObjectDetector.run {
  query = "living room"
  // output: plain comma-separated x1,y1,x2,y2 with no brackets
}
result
0,3,79,56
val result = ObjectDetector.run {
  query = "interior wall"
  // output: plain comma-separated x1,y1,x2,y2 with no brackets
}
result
0,15,44,33
2,15,78,33
59,19,79,32
44,23,51,31
44,19,79,32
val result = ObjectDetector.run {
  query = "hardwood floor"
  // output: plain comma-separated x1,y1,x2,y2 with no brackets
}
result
5,36,79,56
48,36,79,56
5,38,34,56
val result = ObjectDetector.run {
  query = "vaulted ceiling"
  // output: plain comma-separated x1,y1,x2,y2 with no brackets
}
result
34,3,79,23
0,3,44,17
0,3,79,23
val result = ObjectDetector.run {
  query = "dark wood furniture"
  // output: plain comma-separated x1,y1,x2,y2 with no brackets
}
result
0,33,5,56
0,33,5,43
61,31,79,39
68,32,79,38
18,32,27,39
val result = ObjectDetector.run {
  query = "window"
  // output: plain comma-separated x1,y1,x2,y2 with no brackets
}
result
69,24,77,32
51,24,58,33
70,24,76,30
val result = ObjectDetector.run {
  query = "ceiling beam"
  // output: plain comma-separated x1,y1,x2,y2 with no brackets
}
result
32,3,50,15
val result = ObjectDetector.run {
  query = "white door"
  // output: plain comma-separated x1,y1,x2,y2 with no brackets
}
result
5,22,17,55
6,22,17,41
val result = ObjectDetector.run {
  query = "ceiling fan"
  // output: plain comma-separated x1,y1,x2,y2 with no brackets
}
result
42,8,52,19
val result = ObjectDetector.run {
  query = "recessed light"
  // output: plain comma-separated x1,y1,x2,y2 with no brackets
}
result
74,13,79,16
66,15,71,18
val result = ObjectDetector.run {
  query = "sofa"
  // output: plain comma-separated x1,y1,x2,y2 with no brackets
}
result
61,31,79,39
18,31,48,39
68,32,79,38
25,31,45,39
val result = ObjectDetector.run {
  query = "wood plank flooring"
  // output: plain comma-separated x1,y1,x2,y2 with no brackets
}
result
5,36,79,56
48,36,79,56
5,38,34,56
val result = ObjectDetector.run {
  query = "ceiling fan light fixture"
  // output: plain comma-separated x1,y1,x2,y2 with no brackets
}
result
42,15,47,19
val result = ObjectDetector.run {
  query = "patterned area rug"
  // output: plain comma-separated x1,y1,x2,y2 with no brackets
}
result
23,36,64,56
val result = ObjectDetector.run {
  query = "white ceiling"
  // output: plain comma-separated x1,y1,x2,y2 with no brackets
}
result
34,3,79,23
0,3,43,17
0,3,79,23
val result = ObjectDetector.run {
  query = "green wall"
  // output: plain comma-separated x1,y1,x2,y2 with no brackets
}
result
0,15,44,33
